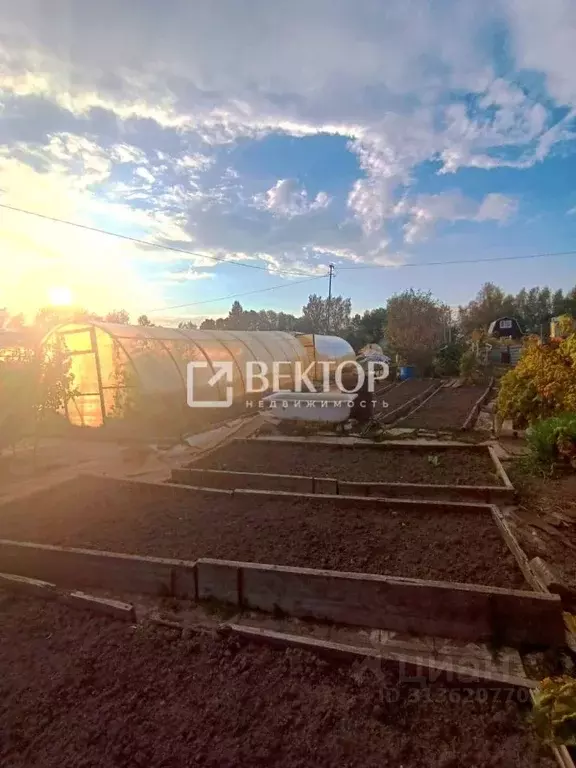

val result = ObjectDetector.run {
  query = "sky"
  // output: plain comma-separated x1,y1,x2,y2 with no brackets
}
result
1,0,576,324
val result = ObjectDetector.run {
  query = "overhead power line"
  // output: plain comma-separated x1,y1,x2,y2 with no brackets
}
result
337,250,576,270
0,202,313,278
146,274,327,314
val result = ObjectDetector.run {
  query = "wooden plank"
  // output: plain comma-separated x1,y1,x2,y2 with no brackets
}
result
462,377,494,430
196,558,564,646
490,507,546,593
230,486,494,513
339,480,513,504
248,436,476,450
0,538,563,646
0,538,180,596
488,445,515,491
172,467,511,503
171,467,317,494
228,623,535,689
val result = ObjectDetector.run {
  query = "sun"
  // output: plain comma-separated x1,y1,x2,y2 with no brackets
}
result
48,286,73,307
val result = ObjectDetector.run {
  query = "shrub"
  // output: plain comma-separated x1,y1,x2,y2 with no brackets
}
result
459,349,480,382
497,334,576,426
433,342,465,377
532,676,576,746
526,414,576,469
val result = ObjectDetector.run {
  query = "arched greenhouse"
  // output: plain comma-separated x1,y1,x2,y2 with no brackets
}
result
41,322,355,432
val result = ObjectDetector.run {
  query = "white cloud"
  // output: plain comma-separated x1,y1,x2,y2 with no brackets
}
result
135,166,155,184
402,191,518,244
255,179,330,218
0,0,573,314
475,193,519,222
164,269,215,282
507,0,576,107
347,178,394,234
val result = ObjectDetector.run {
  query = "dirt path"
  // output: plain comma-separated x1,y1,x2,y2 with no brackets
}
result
0,596,555,768
0,476,526,587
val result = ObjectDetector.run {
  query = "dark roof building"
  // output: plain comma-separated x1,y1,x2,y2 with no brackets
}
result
487,316,524,340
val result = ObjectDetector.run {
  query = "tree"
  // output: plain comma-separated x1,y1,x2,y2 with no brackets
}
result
552,289,567,318
385,289,447,371
0,339,77,453
226,301,247,331
345,308,387,351
137,314,154,327
34,306,101,329
301,294,351,334
178,320,198,330
105,310,130,324
458,282,516,335
199,318,216,330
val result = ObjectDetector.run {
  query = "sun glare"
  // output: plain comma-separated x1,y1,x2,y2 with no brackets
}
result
48,286,73,307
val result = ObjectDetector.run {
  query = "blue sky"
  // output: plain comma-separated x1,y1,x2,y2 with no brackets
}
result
0,0,576,322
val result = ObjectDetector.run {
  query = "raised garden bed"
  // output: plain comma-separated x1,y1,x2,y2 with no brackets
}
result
190,438,504,486
375,378,439,420
0,476,525,588
400,385,490,430
0,596,559,768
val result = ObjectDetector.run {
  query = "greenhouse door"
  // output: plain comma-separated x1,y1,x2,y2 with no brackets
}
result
57,327,107,428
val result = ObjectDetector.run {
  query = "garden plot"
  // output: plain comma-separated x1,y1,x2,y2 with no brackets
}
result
373,378,437,418
0,475,525,588
400,384,488,430
189,439,504,486
0,596,558,768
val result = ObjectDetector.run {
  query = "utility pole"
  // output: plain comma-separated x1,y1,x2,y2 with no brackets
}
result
327,263,334,333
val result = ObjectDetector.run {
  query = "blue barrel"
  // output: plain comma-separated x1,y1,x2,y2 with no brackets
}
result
399,365,415,381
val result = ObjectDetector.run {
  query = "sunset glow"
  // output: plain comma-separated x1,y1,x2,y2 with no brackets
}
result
48,286,73,307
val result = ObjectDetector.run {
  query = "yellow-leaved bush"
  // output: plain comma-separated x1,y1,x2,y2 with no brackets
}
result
497,334,576,427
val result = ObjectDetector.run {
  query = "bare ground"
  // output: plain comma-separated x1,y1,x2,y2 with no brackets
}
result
192,441,502,486
0,596,556,768
401,386,487,430
0,476,526,587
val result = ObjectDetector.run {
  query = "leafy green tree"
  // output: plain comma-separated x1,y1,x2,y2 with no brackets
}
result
385,289,447,370
0,340,77,453
458,282,516,335
300,294,351,334
345,308,387,350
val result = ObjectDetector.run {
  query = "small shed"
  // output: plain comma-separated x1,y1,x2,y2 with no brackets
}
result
487,317,524,340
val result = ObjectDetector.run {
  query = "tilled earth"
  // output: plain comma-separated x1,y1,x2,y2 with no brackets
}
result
0,597,556,768
0,476,526,587
191,441,501,486
401,385,487,430
376,379,438,420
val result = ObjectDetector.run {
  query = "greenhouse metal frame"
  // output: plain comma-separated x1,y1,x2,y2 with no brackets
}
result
42,322,347,428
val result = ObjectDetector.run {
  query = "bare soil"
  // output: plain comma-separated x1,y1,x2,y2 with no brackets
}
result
377,379,438,419
0,477,526,587
192,441,502,486
401,385,487,430
0,596,555,768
